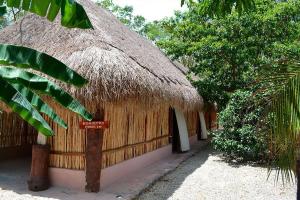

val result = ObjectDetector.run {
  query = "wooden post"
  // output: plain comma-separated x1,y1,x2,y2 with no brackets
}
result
85,108,105,193
28,143,50,191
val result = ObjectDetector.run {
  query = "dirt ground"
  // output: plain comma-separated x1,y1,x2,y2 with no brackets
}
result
137,146,296,200
0,145,296,200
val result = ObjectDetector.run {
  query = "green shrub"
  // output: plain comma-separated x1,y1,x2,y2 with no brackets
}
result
212,90,268,161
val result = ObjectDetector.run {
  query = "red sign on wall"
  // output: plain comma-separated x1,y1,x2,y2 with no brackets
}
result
79,121,109,129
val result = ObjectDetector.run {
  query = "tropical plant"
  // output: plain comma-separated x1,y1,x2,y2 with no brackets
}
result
212,90,268,161
0,0,93,29
0,0,93,136
258,61,300,183
159,0,300,110
0,44,93,136
180,0,300,186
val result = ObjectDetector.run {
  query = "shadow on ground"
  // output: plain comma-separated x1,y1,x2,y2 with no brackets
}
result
0,158,86,200
134,145,214,200
0,157,31,190
0,142,211,200
215,154,268,169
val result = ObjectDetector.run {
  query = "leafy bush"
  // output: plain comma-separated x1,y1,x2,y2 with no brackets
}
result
212,90,268,161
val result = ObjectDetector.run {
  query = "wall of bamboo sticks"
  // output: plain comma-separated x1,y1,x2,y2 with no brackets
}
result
185,110,199,137
0,101,200,170
47,101,199,170
0,112,37,148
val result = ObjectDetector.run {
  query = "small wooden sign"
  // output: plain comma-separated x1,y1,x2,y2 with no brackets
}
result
80,121,109,129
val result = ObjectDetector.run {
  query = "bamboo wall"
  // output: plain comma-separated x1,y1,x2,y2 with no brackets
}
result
205,111,218,130
0,112,37,148
185,110,199,137
0,101,199,170
48,101,199,170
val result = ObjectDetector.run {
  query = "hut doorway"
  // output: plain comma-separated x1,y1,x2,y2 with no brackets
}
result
169,108,180,153
169,108,190,153
196,112,202,141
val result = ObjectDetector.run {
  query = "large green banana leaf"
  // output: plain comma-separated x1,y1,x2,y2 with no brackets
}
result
11,83,68,129
0,76,54,136
0,44,87,87
0,66,92,121
0,0,93,137
0,0,93,29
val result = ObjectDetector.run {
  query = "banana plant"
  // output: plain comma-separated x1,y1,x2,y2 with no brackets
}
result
0,44,93,136
0,0,93,29
0,0,93,137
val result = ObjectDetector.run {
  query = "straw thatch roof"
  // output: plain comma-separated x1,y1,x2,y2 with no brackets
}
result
0,0,202,111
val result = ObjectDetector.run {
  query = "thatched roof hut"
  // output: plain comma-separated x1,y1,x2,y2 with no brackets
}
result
0,0,202,110
0,0,205,190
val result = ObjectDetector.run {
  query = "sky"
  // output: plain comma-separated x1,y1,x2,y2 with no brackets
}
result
110,0,183,21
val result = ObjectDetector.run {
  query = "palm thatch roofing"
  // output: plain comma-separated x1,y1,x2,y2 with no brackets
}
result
0,0,202,111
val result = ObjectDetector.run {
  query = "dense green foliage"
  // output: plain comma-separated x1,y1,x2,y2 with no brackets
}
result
169,0,300,179
178,0,300,182
212,90,268,161
158,0,300,110
181,0,255,17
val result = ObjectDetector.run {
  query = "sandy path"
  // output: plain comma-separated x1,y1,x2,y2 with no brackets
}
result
137,146,296,200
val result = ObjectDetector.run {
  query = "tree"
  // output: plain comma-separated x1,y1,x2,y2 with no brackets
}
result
97,0,146,34
0,0,93,29
179,0,300,188
0,0,93,136
181,0,255,17
160,0,300,109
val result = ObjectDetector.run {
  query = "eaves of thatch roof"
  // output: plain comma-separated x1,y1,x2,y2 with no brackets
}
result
0,0,203,111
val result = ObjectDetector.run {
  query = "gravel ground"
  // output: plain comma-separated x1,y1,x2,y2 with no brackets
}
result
136,146,296,200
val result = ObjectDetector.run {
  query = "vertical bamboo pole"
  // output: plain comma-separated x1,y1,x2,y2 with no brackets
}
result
85,108,104,193
28,133,50,191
